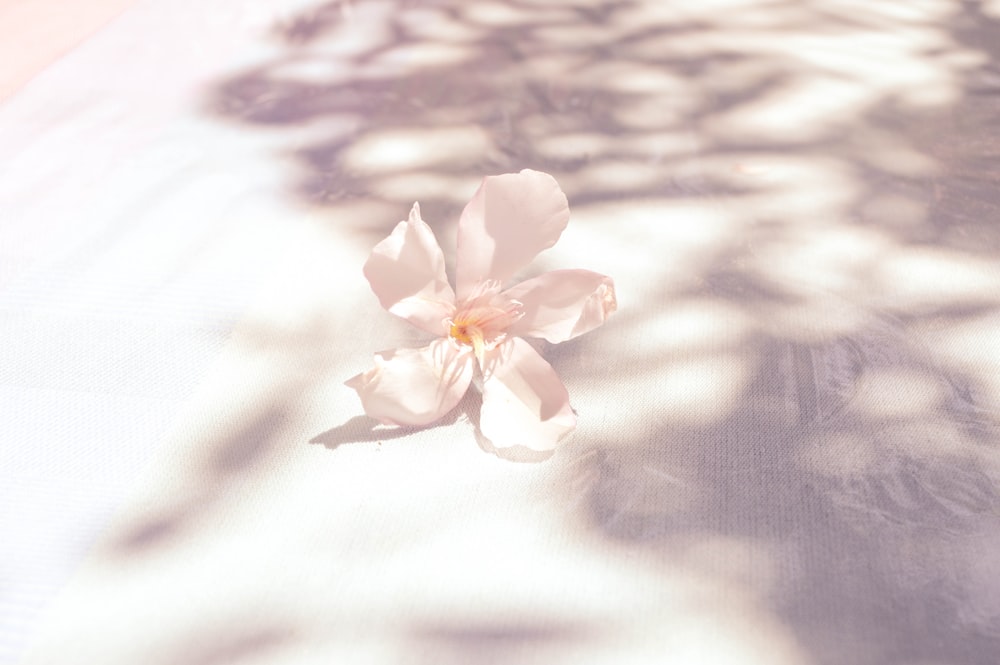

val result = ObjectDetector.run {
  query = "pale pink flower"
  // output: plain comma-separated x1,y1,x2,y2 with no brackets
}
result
346,169,616,452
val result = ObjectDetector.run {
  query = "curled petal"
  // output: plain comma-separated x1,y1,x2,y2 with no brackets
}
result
505,269,617,344
364,202,455,335
345,339,474,427
455,170,570,300
479,338,576,451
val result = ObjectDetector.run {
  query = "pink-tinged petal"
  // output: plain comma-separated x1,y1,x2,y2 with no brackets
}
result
345,339,474,427
505,269,617,344
479,337,576,451
364,202,455,335
455,169,570,300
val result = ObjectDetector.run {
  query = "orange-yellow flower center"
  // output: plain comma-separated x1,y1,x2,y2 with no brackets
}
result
449,317,489,362
446,283,524,363
449,322,476,345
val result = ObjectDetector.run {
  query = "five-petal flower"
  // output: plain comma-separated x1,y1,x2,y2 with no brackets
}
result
346,169,616,452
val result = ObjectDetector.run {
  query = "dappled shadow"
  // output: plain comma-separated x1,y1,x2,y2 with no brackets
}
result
106,395,298,556
408,620,595,665
190,0,1000,662
99,316,338,559
572,305,1000,664
178,624,293,665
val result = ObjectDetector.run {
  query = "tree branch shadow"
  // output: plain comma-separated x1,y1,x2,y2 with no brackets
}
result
194,0,1000,663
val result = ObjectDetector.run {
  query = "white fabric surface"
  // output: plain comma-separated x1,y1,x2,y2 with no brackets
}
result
4,1,1000,664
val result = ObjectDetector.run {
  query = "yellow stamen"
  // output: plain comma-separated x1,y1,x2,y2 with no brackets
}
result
450,322,485,363
449,323,469,342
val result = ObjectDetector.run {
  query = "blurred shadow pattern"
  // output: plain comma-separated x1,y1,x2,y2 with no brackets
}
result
196,0,1000,663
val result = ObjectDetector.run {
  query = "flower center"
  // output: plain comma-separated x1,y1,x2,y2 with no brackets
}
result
447,306,512,353
449,322,479,345
446,281,523,363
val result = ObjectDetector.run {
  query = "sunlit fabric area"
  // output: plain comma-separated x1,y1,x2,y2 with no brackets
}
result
3,0,1000,663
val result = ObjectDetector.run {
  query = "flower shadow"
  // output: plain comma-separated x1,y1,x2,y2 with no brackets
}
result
310,387,554,462
308,412,463,449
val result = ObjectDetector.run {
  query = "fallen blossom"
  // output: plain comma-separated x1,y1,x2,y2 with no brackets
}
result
346,169,616,452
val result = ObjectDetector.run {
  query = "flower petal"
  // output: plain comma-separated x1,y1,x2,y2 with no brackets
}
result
479,337,576,451
455,169,570,300
345,339,474,427
364,202,455,335
505,269,617,344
